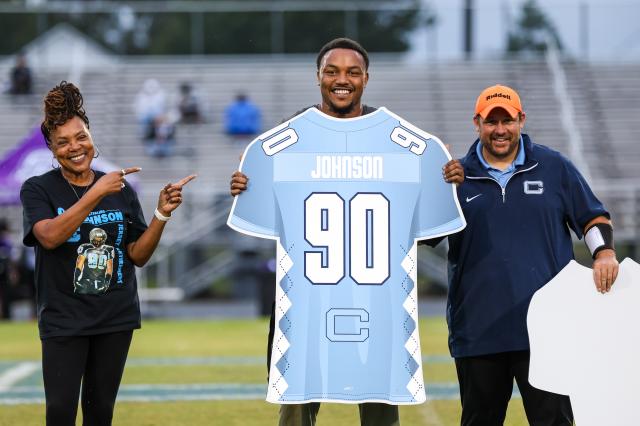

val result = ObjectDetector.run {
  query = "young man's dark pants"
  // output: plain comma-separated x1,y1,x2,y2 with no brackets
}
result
279,402,399,426
455,350,573,426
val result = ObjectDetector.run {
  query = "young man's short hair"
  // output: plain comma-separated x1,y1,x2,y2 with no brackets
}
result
316,38,369,71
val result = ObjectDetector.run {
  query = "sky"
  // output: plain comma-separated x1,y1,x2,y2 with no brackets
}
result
409,0,640,61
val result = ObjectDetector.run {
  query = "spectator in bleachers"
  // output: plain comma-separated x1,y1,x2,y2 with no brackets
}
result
9,53,33,95
144,114,176,158
177,82,203,124
224,93,261,141
134,78,167,140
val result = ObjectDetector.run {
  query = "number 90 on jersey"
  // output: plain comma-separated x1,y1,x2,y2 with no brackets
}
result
304,192,390,286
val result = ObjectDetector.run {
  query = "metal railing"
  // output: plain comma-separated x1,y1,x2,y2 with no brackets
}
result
137,196,233,300
545,33,592,182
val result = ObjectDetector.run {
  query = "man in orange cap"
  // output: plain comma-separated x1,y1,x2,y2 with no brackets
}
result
430,84,619,425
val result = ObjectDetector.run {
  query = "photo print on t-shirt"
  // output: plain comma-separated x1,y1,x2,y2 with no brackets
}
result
74,227,115,295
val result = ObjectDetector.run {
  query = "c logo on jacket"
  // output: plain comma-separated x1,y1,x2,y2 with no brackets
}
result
524,180,544,195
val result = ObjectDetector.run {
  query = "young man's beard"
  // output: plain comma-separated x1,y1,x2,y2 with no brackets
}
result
328,101,358,116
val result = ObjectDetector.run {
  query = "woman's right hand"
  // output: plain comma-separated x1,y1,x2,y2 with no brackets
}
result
93,167,142,196
230,171,248,196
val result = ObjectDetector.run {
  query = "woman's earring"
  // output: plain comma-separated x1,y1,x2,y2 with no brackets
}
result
94,144,101,159
51,156,59,169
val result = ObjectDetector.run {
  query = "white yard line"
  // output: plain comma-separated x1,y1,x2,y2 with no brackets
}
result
0,362,39,392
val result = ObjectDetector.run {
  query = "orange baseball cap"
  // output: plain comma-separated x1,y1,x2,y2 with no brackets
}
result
474,84,523,119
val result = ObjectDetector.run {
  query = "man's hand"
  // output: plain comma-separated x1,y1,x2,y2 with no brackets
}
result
593,249,619,293
442,159,464,185
230,171,248,196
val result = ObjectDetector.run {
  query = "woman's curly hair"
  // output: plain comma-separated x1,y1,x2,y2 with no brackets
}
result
41,81,90,146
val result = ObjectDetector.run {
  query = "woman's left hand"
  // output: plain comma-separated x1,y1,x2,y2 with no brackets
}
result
157,174,197,216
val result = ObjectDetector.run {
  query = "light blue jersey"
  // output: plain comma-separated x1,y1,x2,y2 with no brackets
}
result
228,107,465,404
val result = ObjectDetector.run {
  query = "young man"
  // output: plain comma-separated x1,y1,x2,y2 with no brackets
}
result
229,38,463,426
439,84,619,425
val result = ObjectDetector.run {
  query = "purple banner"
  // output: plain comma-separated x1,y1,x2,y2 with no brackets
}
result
0,127,138,206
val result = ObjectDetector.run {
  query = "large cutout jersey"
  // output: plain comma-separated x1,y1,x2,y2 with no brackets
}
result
228,107,466,404
528,258,640,425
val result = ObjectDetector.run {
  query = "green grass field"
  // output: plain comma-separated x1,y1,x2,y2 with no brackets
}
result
0,317,529,425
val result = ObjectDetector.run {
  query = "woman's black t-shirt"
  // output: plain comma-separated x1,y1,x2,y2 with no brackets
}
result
20,169,147,339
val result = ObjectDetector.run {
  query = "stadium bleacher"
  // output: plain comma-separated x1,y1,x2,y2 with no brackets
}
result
1,56,638,296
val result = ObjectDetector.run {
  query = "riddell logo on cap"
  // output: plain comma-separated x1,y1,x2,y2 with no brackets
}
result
475,84,522,118
486,93,511,101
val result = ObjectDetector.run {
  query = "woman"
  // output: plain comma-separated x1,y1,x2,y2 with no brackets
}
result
20,81,195,425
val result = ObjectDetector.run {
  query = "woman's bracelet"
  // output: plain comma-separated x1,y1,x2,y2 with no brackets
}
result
154,208,171,222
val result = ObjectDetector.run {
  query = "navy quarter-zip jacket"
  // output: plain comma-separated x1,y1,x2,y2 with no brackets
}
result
446,134,608,358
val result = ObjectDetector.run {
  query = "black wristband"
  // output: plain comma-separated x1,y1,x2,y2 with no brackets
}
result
584,222,614,259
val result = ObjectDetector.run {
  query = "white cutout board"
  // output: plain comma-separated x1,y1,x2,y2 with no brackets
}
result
527,258,640,426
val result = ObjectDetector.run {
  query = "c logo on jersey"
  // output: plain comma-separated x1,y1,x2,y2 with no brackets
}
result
524,180,544,195
326,308,369,342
